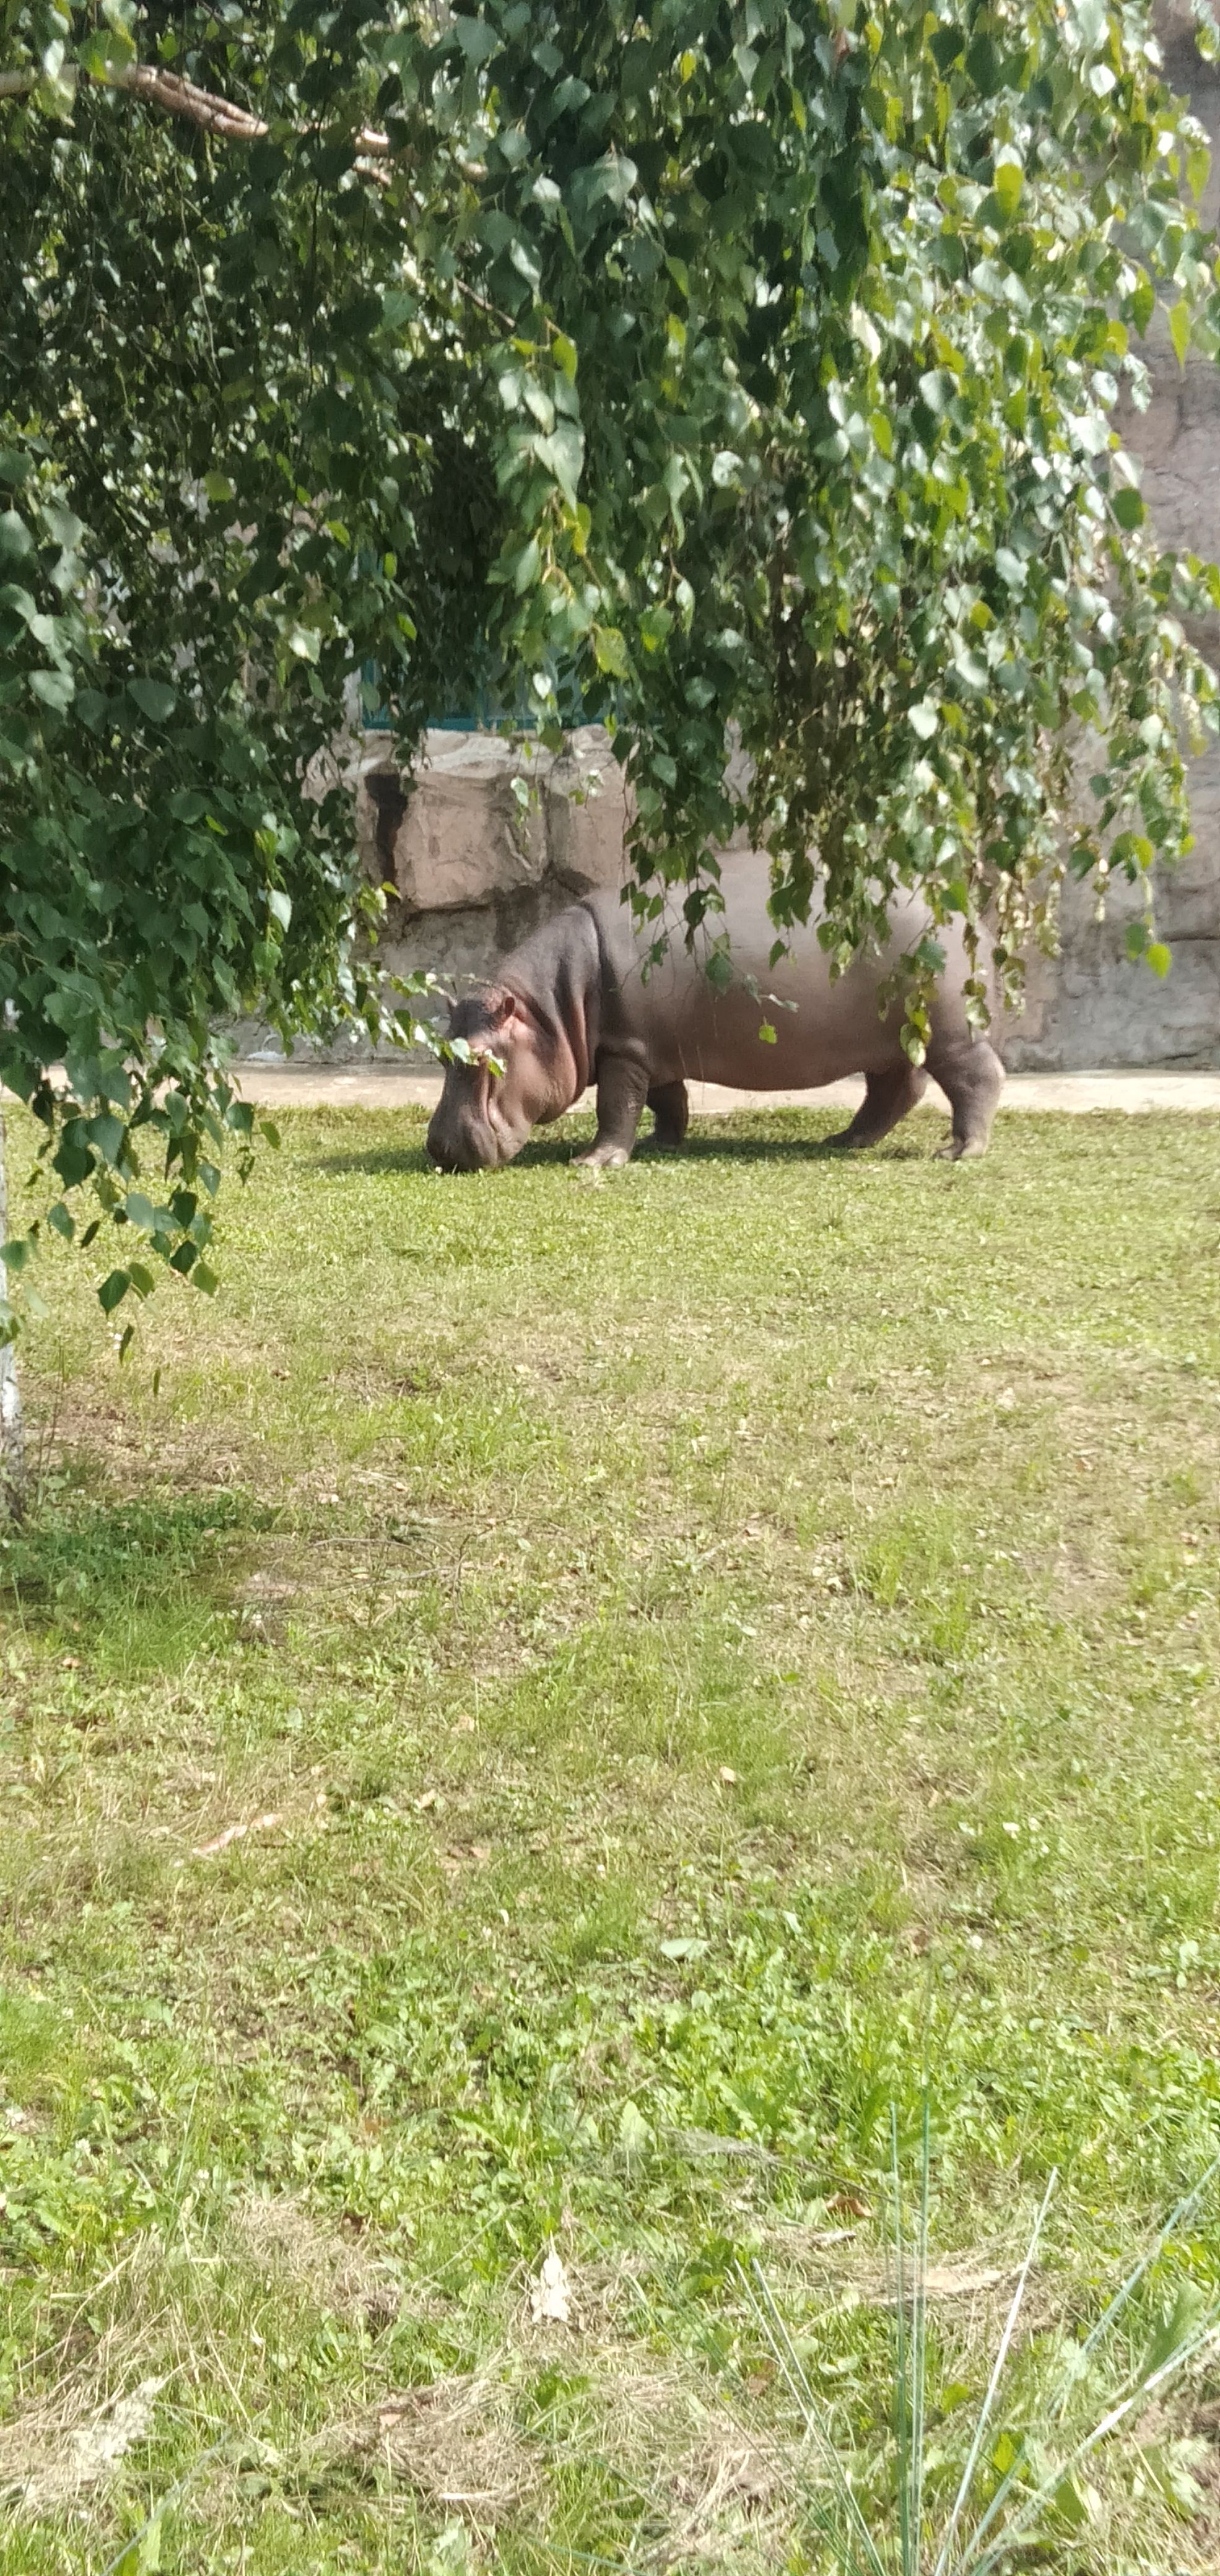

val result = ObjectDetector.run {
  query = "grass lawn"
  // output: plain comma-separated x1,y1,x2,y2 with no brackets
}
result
1,1099,1219,2575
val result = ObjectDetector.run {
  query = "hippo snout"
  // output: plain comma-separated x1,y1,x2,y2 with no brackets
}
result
426,1109,489,1172
426,1085,512,1171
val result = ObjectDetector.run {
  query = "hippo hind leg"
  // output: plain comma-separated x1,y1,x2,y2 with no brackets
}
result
825,1061,928,1151
926,1036,1005,1160
647,1080,689,1150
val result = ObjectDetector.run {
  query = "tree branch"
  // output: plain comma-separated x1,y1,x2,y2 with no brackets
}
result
0,57,390,154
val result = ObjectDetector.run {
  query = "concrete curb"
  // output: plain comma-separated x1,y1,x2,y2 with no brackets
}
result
233,1064,1220,1115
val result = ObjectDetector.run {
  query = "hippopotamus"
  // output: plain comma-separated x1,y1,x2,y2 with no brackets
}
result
425,852,1004,1172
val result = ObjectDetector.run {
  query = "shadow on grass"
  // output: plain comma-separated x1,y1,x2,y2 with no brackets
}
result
312,1118,946,1180
0,1486,268,1666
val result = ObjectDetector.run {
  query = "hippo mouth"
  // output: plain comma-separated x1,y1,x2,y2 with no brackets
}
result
426,1068,526,1172
427,1122,514,1173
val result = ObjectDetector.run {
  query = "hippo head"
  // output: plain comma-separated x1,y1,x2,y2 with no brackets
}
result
427,986,562,1172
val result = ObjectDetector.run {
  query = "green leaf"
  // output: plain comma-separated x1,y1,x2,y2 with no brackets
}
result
964,31,1003,90
1131,277,1156,336
638,604,674,653
1146,941,1172,978
534,417,585,507
0,511,33,563
993,159,1024,220
87,1115,125,1168
510,536,541,595
1139,2279,1208,2379
1112,487,1145,531
102,0,137,51
930,25,964,70
98,1269,131,1315
268,888,292,931
192,1263,219,1297
917,369,956,417
451,15,500,63
592,625,630,679
1169,300,1192,368
908,702,938,739
128,678,178,723
203,472,235,504
28,670,74,711
1073,0,1107,48
1049,2469,1099,2531
618,2099,653,2162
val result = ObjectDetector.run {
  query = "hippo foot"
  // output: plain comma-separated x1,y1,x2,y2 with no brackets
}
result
823,1125,866,1152
574,1145,631,1170
936,1136,987,1162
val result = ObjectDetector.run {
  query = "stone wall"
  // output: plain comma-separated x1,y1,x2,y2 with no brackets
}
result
1007,3,1220,1067
354,724,754,1027
359,726,633,1006
259,13,1220,1073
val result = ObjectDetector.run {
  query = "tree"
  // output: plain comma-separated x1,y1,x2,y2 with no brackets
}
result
2,0,1219,1390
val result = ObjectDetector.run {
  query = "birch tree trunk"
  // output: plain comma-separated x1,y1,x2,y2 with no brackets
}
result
0,1109,25,1517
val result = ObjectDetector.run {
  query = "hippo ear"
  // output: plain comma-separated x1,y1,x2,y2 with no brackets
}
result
466,987,526,1068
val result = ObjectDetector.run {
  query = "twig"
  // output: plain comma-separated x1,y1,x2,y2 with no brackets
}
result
0,58,391,155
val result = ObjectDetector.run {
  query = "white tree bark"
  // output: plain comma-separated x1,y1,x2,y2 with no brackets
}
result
0,1110,25,1515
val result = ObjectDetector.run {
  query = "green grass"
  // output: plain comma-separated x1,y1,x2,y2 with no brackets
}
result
1,1100,1219,2573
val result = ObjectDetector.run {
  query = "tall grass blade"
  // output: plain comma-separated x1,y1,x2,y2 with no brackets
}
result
891,2107,912,2576
1048,2146,1220,2419
930,2167,1057,2576
910,2099,931,2575
967,2314,1220,2576
739,2259,889,2576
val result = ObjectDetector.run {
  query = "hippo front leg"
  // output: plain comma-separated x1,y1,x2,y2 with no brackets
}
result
575,1049,650,1168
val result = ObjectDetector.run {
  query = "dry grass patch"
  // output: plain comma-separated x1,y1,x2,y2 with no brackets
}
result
0,2374,166,2514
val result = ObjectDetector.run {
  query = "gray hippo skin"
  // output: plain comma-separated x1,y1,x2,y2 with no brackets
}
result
425,851,1004,1172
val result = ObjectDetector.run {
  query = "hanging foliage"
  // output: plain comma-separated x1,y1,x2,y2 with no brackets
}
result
1,0,1218,1316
